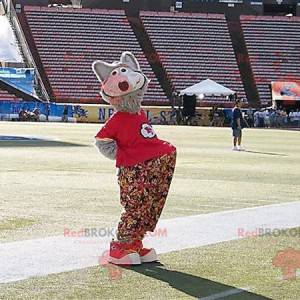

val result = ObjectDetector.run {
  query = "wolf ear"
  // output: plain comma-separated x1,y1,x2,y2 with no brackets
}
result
120,51,140,71
92,60,113,83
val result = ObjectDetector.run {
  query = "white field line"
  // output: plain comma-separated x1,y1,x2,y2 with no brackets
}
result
0,201,299,284
198,287,249,300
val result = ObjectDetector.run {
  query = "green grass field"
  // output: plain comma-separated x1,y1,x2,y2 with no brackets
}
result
1,227,299,300
0,121,300,299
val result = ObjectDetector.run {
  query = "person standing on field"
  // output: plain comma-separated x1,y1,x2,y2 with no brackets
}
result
231,99,245,151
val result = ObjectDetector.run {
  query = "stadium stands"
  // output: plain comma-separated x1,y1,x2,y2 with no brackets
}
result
140,11,245,104
0,89,21,101
240,15,300,105
19,7,300,107
23,6,169,105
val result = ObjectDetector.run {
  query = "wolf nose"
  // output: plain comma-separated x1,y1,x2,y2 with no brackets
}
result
118,81,129,92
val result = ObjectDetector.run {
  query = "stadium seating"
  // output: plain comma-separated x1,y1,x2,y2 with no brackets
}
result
240,15,300,105
140,11,245,104
23,6,168,105
0,89,21,101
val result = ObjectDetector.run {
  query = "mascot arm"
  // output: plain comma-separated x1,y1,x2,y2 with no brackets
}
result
94,137,117,160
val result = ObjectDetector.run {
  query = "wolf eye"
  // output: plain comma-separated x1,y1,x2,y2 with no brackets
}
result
111,70,117,76
121,68,127,73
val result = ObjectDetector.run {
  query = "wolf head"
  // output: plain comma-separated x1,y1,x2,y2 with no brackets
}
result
92,52,150,113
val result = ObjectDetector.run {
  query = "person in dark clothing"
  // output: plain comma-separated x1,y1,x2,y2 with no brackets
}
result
62,105,68,122
231,99,245,151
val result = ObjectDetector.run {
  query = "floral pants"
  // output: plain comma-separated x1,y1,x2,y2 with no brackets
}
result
116,151,176,242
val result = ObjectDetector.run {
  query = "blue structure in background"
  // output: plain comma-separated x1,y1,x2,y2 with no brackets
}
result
0,68,35,95
0,101,73,117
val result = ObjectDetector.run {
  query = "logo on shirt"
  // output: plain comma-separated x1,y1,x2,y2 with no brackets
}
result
140,124,156,139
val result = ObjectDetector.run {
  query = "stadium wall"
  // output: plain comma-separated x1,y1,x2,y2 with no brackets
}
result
0,101,214,125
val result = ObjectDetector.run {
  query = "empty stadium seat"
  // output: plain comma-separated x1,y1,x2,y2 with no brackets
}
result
0,89,22,101
240,15,300,105
140,11,245,104
23,6,168,105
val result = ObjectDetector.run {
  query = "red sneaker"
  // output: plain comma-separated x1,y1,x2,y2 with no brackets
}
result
109,241,141,265
132,240,158,263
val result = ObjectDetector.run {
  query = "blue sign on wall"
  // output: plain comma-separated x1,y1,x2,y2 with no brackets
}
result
0,101,73,117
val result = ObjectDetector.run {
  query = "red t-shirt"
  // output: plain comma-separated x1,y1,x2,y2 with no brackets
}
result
95,110,176,167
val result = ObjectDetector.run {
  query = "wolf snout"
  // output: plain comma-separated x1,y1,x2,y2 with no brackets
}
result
118,81,130,92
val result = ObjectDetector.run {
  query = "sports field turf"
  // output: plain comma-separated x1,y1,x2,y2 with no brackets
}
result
0,121,300,299
1,227,299,299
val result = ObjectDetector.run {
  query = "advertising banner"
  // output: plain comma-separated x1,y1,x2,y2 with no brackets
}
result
271,81,300,102
71,104,177,124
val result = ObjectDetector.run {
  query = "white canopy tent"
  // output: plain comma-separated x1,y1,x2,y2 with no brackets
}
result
179,79,235,98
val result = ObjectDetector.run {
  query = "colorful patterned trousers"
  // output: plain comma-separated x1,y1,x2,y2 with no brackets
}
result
116,151,176,242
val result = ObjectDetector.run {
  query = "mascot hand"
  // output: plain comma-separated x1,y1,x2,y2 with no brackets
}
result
94,138,117,160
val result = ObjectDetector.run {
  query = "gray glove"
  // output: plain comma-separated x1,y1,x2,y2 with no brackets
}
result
94,139,117,160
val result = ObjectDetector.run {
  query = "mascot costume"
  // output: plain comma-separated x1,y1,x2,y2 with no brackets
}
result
93,52,176,265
